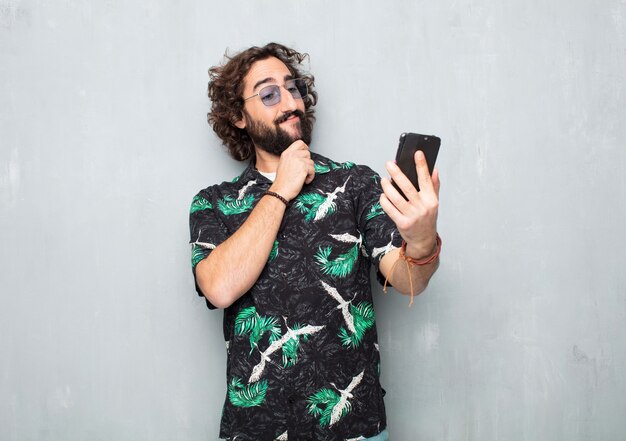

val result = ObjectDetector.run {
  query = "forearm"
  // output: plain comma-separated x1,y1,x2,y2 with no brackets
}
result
195,194,286,308
379,240,440,296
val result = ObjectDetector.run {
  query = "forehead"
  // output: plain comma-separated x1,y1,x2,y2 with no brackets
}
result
243,56,293,93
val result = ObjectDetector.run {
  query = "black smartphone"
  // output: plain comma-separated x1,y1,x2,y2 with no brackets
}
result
392,132,440,198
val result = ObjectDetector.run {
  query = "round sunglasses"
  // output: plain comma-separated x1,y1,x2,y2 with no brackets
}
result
243,78,308,107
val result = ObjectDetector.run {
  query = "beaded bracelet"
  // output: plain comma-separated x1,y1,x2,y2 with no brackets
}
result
263,190,289,207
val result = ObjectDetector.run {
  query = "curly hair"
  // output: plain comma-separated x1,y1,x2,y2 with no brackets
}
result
207,42,318,161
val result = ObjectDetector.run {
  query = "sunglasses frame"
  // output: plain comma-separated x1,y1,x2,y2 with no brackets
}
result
243,78,308,107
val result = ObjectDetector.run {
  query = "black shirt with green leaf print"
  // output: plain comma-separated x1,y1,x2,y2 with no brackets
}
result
189,152,403,441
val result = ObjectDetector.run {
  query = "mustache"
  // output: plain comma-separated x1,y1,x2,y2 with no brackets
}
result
275,109,305,124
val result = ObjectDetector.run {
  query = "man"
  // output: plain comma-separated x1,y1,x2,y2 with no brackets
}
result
189,42,440,441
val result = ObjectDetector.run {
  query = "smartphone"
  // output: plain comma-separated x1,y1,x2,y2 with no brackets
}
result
392,132,440,198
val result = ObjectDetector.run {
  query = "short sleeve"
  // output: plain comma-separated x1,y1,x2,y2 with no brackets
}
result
353,166,403,283
189,189,231,309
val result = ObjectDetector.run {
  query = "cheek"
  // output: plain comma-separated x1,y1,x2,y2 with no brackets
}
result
247,107,275,125
272,108,283,121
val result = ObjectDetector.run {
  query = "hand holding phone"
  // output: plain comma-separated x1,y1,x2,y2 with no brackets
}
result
391,132,440,199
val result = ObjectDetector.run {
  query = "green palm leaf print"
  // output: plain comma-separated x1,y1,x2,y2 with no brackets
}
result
234,306,258,334
191,243,208,268
235,306,281,354
306,388,341,427
294,193,330,222
309,371,364,427
314,162,331,174
190,195,212,214
217,194,255,216
314,244,359,278
269,240,279,261
365,202,384,220
338,302,375,348
228,377,268,408
281,323,310,368
329,160,354,170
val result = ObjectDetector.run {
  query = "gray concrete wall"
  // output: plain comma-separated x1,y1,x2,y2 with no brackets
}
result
1,1,625,440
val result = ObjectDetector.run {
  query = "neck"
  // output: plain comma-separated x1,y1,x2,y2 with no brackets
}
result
253,148,280,173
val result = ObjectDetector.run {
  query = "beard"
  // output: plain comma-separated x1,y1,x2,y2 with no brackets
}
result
243,109,313,156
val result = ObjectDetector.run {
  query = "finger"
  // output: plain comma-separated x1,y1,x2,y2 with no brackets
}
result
432,168,441,197
283,148,311,162
294,142,310,156
380,175,412,213
414,151,435,194
291,149,311,160
284,140,307,153
304,161,316,184
293,140,309,151
379,193,404,225
384,160,420,202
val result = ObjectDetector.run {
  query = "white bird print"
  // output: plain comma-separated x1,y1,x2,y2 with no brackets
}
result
329,370,365,427
320,281,356,334
248,323,325,383
330,232,367,257
192,241,216,250
371,232,397,259
238,179,257,200
314,177,351,221
329,232,362,245
275,431,288,441
191,230,216,249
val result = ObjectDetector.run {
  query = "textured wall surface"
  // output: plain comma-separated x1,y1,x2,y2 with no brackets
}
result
1,1,625,440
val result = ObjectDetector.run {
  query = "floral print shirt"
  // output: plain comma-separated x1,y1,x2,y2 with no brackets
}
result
189,153,402,441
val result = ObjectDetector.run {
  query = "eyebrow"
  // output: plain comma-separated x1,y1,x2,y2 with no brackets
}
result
252,74,295,92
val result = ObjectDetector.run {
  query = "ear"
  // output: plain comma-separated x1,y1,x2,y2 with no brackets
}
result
232,113,246,129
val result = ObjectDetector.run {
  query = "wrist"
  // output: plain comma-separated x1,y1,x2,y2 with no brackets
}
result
402,233,442,264
405,239,436,260
263,189,289,207
268,183,292,201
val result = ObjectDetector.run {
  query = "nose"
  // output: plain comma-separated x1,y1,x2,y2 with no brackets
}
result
279,85,298,113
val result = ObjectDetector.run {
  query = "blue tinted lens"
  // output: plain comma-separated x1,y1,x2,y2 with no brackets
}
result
285,80,302,99
259,85,281,106
289,79,307,99
256,80,308,106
